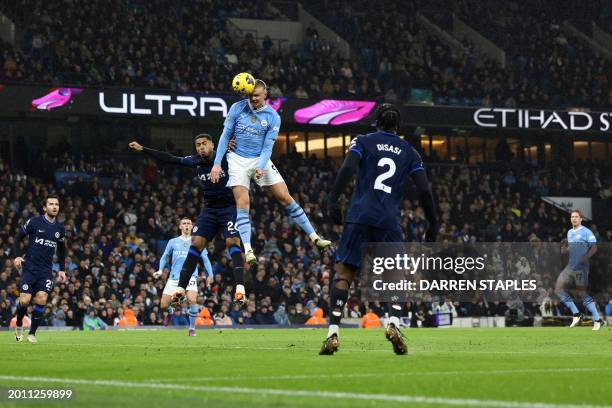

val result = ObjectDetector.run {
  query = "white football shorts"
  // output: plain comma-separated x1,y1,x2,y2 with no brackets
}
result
226,151,284,188
162,278,198,295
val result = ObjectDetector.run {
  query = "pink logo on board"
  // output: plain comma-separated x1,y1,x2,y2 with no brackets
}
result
32,88,83,111
294,100,376,125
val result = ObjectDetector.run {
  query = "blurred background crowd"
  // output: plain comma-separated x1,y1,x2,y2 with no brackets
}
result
1,0,611,108
1,147,611,329
1,0,612,328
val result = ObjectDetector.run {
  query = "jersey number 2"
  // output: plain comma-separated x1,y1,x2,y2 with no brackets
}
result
374,158,396,194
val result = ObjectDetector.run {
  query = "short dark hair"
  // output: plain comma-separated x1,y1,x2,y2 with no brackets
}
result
44,194,60,206
571,209,583,218
375,103,400,132
179,217,192,223
194,133,212,143
254,79,268,91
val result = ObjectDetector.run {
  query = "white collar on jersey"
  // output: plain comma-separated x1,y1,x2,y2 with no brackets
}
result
248,100,268,113
179,235,191,241
571,225,584,232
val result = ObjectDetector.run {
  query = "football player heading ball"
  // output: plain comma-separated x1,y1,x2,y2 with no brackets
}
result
210,75,331,265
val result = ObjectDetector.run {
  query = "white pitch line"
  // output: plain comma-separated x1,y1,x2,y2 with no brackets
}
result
153,367,612,383
0,375,609,408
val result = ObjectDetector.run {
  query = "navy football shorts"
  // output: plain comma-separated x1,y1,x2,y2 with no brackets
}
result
20,268,53,294
336,223,403,268
193,206,239,241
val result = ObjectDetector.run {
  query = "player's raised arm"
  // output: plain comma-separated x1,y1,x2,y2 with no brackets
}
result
129,141,188,166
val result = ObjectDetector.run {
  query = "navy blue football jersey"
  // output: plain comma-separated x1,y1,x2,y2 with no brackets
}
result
180,152,235,208
21,216,66,273
345,131,424,229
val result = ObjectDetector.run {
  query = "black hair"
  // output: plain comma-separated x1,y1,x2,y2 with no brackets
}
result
44,194,60,206
42,194,59,212
193,133,213,142
375,103,400,132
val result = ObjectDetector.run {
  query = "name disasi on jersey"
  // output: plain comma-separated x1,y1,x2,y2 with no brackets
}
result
377,143,402,155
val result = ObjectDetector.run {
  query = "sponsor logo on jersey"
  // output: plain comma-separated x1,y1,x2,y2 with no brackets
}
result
34,237,57,248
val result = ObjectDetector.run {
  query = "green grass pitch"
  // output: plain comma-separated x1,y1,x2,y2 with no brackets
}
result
0,327,611,408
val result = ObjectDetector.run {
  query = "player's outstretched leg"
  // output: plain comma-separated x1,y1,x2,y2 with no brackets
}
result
385,303,408,355
583,294,605,331
284,201,331,251
266,180,332,251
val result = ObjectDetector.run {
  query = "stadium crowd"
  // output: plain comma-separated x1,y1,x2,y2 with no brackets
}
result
306,0,612,109
0,143,611,329
2,0,611,108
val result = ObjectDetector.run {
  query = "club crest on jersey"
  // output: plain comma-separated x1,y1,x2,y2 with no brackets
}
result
55,232,60,238
22,284,29,291
251,115,257,123
193,226,198,233
261,119,268,127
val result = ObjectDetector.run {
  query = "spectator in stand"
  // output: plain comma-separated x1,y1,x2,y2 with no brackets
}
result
214,310,233,326
52,308,67,327
361,308,382,328
1,149,610,328
83,309,108,331
196,307,214,327
305,308,326,325
118,309,139,327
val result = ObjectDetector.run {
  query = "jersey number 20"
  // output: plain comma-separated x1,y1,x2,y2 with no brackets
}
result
374,158,396,193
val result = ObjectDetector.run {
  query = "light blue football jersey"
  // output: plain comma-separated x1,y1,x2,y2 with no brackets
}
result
214,99,281,169
159,236,212,280
567,226,597,270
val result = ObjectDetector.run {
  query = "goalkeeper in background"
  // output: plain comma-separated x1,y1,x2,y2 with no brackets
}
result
210,79,331,264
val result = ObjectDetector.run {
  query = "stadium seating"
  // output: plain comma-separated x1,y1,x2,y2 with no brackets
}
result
1,150,610,328
2,0,611,107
